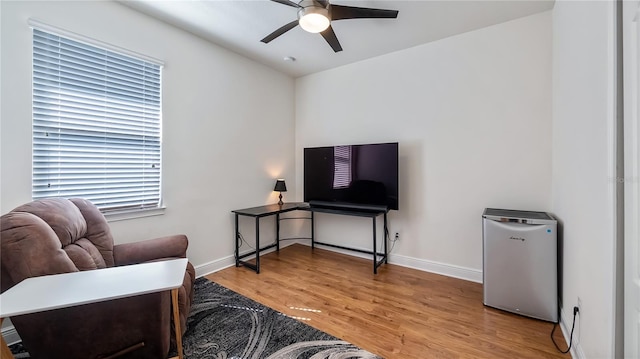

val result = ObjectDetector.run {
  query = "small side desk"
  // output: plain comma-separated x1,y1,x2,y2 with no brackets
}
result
232,203,389,274
0,258,188,359
232,203,309,274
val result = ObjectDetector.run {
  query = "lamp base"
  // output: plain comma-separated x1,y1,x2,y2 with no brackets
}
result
278,193,283,206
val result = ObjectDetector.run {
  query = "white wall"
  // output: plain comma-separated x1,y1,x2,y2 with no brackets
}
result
0,1,295,271
551,1,617,358
295,12,552,281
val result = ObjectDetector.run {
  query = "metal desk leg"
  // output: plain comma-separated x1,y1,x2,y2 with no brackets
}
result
276,213,280,251
373,216,377,274
255,217,260,274
235,214,240,267
311,211,315,249
384,212,388,263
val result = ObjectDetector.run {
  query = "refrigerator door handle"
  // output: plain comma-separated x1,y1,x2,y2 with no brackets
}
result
486,219,548,232
484,217,539,225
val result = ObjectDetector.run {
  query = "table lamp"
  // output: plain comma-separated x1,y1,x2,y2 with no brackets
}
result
274,179,287,205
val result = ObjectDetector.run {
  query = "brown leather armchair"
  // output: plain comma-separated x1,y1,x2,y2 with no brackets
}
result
0,198,195,359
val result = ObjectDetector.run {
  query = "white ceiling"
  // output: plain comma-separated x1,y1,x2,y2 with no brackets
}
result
120,0,555,78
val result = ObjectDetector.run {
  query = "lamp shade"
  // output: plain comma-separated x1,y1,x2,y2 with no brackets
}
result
274,179,287,192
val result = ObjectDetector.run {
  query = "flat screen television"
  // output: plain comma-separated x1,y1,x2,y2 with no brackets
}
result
304,142,399,211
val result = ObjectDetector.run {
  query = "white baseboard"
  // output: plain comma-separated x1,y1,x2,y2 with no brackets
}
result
559,306,586,359
194,254,236,278
300,241,483,283
387,253,483,283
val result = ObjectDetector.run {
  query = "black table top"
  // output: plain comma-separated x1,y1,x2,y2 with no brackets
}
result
232,202,388,218
232,202,309,217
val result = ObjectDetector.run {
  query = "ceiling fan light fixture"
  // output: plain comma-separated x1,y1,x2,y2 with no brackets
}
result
298,7,330,33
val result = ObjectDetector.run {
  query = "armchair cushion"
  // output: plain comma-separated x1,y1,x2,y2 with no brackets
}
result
69,197,116,266
1,211,78,290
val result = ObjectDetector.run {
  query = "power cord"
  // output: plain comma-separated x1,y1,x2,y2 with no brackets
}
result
389,227,398,253
237,232,254,250
380,226,400,255
551,305,578,354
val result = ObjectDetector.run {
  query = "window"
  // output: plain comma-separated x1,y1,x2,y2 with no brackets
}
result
32,28,162,213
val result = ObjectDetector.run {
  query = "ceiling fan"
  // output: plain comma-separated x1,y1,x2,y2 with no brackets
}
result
261,0,399,53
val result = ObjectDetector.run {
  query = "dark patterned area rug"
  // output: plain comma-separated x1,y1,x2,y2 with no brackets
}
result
10,277,382,359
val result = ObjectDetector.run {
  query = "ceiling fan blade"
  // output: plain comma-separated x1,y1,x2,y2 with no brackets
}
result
330,4,399,21
315,0,329,7
261,20,300,43
270,0,302,8
320,25,343,52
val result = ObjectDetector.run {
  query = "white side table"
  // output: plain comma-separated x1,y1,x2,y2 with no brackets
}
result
0,258,188,359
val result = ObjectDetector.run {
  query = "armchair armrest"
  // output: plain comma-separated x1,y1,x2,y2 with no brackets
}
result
114,235,188,266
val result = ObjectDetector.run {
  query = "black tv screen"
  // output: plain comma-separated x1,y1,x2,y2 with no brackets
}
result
304,142,399,210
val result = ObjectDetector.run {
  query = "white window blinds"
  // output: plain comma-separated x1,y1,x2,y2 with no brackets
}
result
32,28,162,213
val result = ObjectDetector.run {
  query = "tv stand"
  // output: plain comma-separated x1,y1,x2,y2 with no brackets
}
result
232,203,389,274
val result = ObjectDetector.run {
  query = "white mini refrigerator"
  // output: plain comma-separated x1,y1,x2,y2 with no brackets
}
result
482,208,558,322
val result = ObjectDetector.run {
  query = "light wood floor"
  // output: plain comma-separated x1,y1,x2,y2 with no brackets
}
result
205,244,569,359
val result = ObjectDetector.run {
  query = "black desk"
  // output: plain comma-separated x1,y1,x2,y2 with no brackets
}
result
232,203,307,274
232,203,388,274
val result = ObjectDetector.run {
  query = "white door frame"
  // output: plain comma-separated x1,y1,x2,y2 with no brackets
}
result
623,1,640,358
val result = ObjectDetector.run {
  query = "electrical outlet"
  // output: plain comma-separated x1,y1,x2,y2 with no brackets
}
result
395,232,399,241
577,297,582,314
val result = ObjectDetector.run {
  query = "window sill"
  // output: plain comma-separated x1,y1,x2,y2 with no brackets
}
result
104,206,166,222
